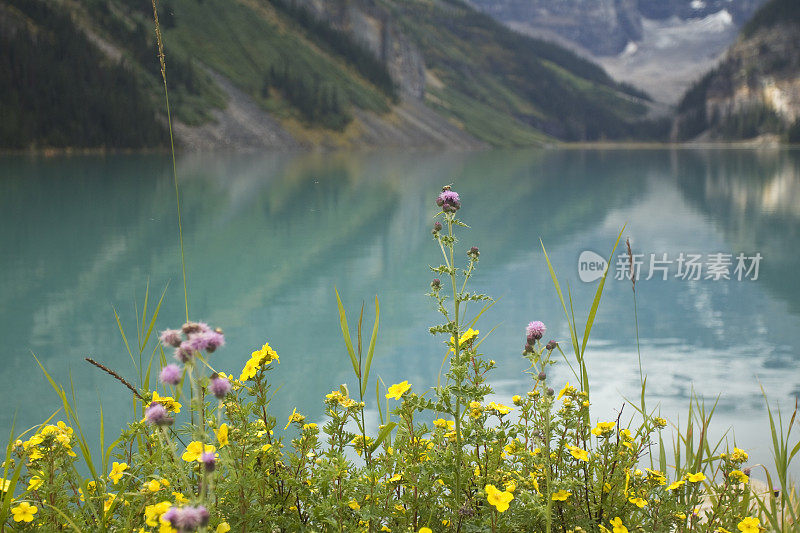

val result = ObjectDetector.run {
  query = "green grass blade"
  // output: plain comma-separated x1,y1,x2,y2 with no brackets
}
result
540,239,580,358
358,302,364,362
113,306,136,371
555,344,580,382
0,450,26,524
335,288,360,378
141,282,169,356
362,296,380,398
579,225,625,358
376,377,384,426
370,421,397,453
41,502,84,533
466,297,500,330
99,398,105,472
140,279,150,351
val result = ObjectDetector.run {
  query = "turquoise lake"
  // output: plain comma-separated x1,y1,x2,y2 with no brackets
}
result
1,148,799,477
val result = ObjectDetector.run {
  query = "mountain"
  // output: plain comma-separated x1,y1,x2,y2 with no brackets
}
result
672,0,800,142
464,0,768,105
466,0,766,57
0,0,663,150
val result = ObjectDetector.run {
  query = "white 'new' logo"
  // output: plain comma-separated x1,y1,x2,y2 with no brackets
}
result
578,251,607,283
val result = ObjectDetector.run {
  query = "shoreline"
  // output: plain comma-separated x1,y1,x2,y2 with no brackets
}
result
1,140,797,157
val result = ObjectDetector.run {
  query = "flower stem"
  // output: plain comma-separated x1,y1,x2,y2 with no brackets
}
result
447,216,463,517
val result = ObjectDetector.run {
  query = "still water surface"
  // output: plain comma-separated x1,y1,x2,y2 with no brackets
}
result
1,149,799,476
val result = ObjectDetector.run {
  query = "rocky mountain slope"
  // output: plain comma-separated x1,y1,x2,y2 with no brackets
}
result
0,0,662,150
672,0,800,141
466,0,768,104
467,0,766,57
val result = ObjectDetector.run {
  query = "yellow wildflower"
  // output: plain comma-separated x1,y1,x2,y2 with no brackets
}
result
610,517,628,533
686,472,706,483
729,470,749,484
737,517,760,533
730,448,749,463
667,479,686,490
149,392,181,413
109,461,128,484
566,444,589,462
449,328,479,352
251,342,279,365
78,481,96,501
486,401,513,415
145,501,172,527
557,382,576,400
628,497,647,508
419,528,433,533
11,502,37,523
433,418,454,430
484,484,514,512
385,381,411,400
217,523,231,533
27,476,43,491
591,421,616,436
172,492,188,504
552,489,571,501
645,468,666,485
285,408,306,429
103,493,116,514
240,358,260,382
215,424,229,447
348,500,361,510
182,441,216,462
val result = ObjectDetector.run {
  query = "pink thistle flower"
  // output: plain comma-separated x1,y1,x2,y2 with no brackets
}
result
159,364,182,386
200,451,217,472
162,507,179,527
159,329,183,348
436,190,461,212
176,506,209,530
209,374,231,399
174,341,193,363
144,403,172,426
526,321,546,341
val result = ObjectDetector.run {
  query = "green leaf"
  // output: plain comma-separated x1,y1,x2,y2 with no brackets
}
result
114,306,135,371
335,288,359,379
580,225,625,359
540,240,580,360
361,296,380,398
142,282,169,356
376,378,384,426
370,421,397,453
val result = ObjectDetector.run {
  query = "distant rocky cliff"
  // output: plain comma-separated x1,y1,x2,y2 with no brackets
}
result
673,0,800,141
467,0,766,57
466,0,769,105
293,0,426,99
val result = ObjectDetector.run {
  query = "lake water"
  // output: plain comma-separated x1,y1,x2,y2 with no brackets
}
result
1,148,799,478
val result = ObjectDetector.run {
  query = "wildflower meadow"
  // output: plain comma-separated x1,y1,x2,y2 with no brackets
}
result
1,184,797,533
